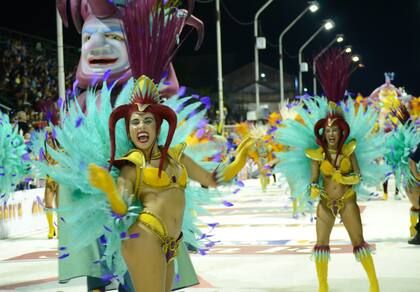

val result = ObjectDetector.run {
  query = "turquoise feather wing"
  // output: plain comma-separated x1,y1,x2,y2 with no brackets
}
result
384,123,420,188
273,97,390,209
340,99,390,198
0,112,31,202
32,79,225,283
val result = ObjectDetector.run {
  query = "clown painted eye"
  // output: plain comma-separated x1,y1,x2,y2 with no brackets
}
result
105,33,124,41
83,34,91,42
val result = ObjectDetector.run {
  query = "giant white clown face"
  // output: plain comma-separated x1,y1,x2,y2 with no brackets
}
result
76,16,130,88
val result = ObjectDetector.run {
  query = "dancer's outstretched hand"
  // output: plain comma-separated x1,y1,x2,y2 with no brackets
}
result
220,137,255,182
88,163,128,215
88,163,115,193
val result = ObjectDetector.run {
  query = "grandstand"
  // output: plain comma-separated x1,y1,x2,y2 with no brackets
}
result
0,27,78,118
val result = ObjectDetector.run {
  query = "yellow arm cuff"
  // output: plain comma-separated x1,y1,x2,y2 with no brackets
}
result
106,190,128,215
310,184,322,200
220,138,254,182
88,164,128,215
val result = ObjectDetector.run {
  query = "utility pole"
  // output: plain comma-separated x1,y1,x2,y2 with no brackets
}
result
215,0,224,132
56,9,66,102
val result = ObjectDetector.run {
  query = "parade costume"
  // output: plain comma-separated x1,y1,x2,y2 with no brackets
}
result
233,123,283,192
383,105,420,243
270,102,303,217
34,1,250,290
52,0,204,290
0,112,30,203
186,124,228,167
44,136,60,239
274,50,387,292
369,73,404,200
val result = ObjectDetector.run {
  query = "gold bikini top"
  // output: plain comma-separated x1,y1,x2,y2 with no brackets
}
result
305,139,357,177
113,143,188,195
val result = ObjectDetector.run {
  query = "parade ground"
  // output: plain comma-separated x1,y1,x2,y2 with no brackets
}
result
1,178,420,292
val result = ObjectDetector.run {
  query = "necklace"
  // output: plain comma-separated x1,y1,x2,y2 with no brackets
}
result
151,150,161,159
328,149,337,154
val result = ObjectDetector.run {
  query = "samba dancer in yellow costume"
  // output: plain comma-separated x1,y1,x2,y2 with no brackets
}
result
234,122,283,192
42,128,60,239
384,105,420,244
34,1,253,291
275,50,387,292
89,76,252,291
369,73,403,200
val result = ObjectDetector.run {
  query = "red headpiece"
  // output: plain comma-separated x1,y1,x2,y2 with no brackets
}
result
313,48,353,165
108,0,201,176
108,77,177,176
314,113,350,166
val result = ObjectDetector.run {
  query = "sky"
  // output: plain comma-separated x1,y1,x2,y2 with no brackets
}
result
2,0,420,96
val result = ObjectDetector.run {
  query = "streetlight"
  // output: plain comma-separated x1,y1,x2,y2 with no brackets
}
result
344,45,352,54
254,0,276,113
278,1,320,104
312,34,344,95
298,19,334,95
350,56,363,75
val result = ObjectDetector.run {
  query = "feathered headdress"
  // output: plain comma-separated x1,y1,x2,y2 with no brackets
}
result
108,0,203,176
391,104,411,125
314,48,353,165
316,48,353,104
122,0,203,82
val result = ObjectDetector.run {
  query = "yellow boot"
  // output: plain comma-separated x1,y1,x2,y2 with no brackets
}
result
410,208,419,237
383,192,388,201
354,244,379,292
46,211,56,239
313,245,329,292
260,174,269,192
292,199,298,218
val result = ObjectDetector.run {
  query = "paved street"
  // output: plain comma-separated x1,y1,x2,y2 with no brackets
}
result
1,178,420,291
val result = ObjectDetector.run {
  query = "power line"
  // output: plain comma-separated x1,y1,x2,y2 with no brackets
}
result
259,24,278,48
283,48,299,59
196,0,214,3
220,0,253,26
196,0,254,26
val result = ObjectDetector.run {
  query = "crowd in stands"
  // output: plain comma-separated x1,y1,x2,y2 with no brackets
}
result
0,37,75,132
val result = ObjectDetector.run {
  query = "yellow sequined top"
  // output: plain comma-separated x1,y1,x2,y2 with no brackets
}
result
113,143,188,195
305,139,360,185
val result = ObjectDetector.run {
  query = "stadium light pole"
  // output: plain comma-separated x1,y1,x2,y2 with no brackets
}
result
279,1,319,104
56,9,66,103
313,34,344,95
215,0,225,132
298,19,334,95
254,0,275,113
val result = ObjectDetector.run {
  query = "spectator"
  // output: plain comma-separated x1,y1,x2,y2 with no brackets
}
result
16,110,29,135
0,38,75,114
